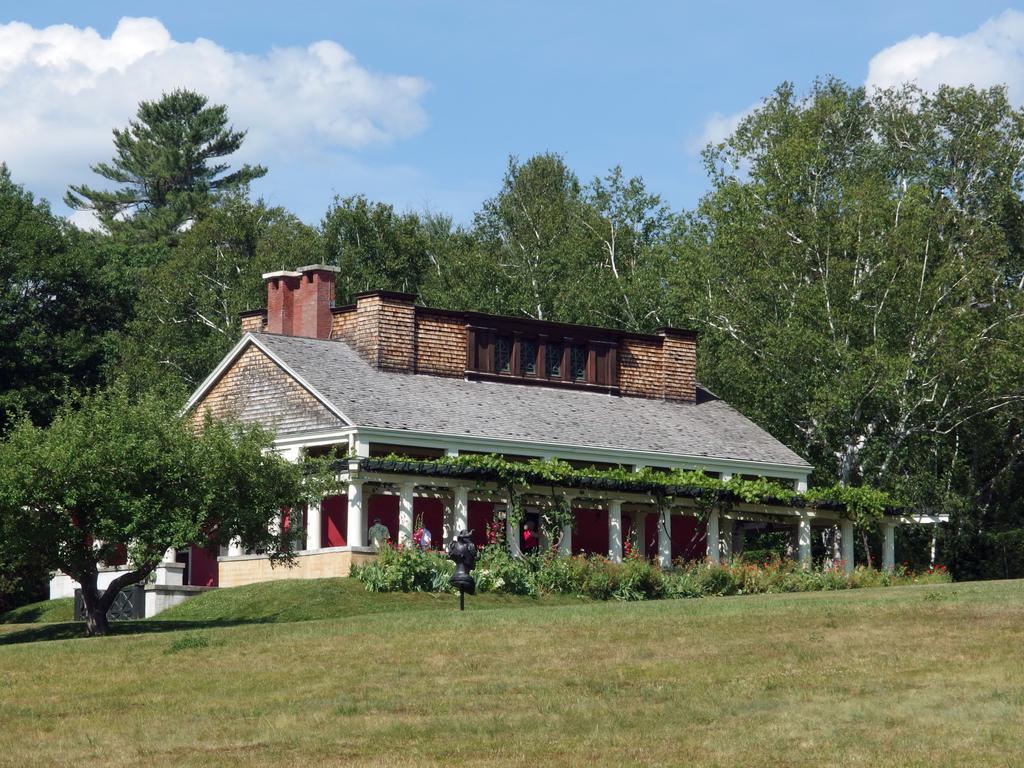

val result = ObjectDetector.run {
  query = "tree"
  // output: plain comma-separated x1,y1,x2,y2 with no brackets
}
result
321,195,434,303
0,165,131,433
65,89,266,241
671,79,1024,564
467,154,676,329
0,388,324,636
115,196,320,392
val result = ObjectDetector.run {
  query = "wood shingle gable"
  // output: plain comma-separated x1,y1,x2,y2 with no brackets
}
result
186,336,347,435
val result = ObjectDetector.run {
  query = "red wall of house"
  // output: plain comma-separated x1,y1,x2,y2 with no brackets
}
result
189,543,219,587
322,494,347,547
572,507,609,556
415,498,444,549
369,494,399,544
468,501,494,548
672,515,706,561
644,513,661,558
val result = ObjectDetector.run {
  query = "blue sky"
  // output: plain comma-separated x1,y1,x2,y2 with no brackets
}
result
2,2,1021,227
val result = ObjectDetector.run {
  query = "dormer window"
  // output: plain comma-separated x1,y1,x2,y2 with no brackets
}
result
466,320,619,393
545,342,563,377
520,339,538,376
495,336,512,373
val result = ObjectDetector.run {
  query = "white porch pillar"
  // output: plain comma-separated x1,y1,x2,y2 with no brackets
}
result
795,477,808,493
452,486,469,539
154,548,184,586
882,521,896,572
720,517,734,562
608,500,623,563
840,518,855,574
398,481,415,547
228,536,243,557
706,509,720,564
797,513,812,567
658,508,672,568
347,479,366,547
306,501,322,551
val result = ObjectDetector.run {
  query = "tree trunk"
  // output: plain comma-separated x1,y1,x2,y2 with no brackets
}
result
74,563,155,637
78,578,110,637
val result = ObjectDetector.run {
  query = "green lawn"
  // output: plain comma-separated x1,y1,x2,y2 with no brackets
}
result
0,597,72,625
0,579,1021,766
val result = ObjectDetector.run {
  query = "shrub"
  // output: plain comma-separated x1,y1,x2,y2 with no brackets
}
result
351,545,951,600
352,544,454,593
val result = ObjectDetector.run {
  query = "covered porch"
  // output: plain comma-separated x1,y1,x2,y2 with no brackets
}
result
218,457,928,587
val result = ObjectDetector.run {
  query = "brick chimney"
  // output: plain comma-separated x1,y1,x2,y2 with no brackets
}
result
262,270,302,335
261,265,339,339
294,264,339,339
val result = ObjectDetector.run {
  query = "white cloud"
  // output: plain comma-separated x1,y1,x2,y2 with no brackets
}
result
866,9,1024,102
0,17,429,213
691,10,1024,157
687,104,757,154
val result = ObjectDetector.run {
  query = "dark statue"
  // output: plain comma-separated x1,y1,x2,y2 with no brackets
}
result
447,529,477,609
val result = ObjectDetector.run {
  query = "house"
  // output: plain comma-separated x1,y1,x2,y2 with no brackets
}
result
51,263,927,604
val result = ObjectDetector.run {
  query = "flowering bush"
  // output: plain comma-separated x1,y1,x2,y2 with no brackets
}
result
351,544,453,592
351,544,951,599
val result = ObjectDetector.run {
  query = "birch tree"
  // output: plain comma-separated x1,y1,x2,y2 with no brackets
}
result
672,80,1024,540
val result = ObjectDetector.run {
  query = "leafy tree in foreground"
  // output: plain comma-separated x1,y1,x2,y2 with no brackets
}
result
0,388,325,636
65,89,267,242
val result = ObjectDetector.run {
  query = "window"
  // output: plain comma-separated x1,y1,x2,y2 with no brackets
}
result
466,321,620,393
570,345,587,381
495,336,512,373
520,339,537,375
545,342,563,378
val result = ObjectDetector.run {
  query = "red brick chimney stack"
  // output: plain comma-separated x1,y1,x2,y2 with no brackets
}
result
262,270,301,335
295,264,340,339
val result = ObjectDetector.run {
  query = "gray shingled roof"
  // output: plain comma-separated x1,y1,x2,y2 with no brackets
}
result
256,333,810,469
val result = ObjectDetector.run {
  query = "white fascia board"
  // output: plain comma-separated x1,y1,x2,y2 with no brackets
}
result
181,333,354,426
337,425,812,480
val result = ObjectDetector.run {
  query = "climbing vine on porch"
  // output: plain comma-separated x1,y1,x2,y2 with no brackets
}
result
363,454,898,528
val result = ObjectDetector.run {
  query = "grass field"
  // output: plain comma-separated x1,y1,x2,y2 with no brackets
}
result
0,578,1022,767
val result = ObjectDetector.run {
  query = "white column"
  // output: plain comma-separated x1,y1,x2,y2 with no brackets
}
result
634,513,647,559
452,486,469,538
840,518,855,573
796,477,808,493
445,448,459,457
398,481,415,547
720,472,733,483
608,500,623,563
346,480,366,547
706,509,720,564
929,529,937,567
882,522,895,572
797,513,812,567
228,537,243,557
162,547,177,563
720,517,734,562
658,508,672,568
306,501,322,551
352,436,370,458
